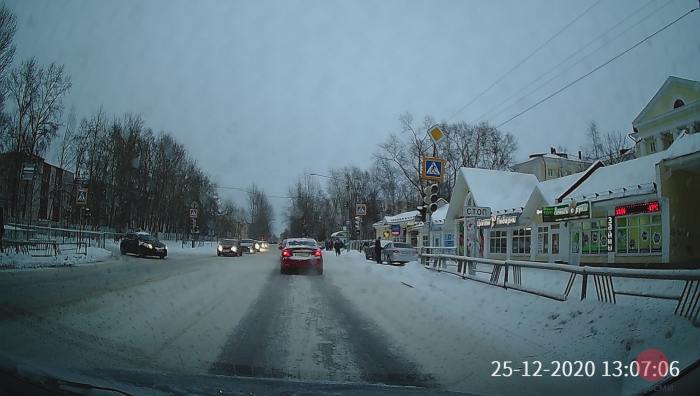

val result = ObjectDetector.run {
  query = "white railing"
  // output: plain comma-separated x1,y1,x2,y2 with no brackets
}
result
419,253,700,324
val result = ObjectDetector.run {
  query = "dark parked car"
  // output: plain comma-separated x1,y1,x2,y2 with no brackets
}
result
239,239,256,254
120,232,167,258
217,238,241,257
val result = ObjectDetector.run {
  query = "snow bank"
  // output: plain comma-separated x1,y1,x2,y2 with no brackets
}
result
326,252,700,395
0,247,112,270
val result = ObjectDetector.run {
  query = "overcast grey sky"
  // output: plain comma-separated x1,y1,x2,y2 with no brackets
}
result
6,0,700,233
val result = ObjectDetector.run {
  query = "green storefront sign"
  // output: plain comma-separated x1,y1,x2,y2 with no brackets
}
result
542,201,591,222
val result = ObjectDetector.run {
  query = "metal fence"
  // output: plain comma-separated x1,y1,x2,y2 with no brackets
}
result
419,251,700,325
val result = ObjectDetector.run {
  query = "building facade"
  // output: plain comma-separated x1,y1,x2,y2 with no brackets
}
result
512,148,592,181
632,76,700,157
0,152,75,225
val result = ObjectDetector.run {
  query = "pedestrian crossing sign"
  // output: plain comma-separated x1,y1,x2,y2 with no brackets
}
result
76,188,88,205
421,156,444,181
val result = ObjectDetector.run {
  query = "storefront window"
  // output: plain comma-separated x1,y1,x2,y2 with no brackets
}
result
616,213,661,254
511,228,531,255
489,230,507,254
552,233,559,254
537,226,548,254
573,219,606,255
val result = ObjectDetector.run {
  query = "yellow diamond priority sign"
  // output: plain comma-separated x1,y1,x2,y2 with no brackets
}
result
428,126,444,143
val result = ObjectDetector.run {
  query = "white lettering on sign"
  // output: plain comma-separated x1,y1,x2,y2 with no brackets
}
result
496,215,517,226
607,216,614,252
476,218,492,228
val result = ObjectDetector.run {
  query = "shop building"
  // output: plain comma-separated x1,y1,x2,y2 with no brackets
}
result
553,132,700,267
372,209,420,244
444,168,538,258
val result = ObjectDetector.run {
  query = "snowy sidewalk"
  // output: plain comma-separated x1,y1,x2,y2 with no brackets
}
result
0,247,113,270
323,250,700,395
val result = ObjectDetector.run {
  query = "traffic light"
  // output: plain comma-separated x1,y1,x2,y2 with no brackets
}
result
354,216,361,233
417,206,427,222
424,183,439,213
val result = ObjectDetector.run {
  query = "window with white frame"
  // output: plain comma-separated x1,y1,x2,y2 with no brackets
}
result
512,228,531,255
645,137,656,153
489,230,507,254
537,226,549,254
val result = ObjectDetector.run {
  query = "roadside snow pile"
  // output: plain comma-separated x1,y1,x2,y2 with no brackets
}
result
0,247,112,270
165,241,217,256
328,252,700,395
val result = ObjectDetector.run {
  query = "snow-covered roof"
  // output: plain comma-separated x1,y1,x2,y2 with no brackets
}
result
445,168,539,223
461,168,539,210
536,172,586,205
561,133,700,203
663,131,700,160
431,204,449,224
385,210,419,224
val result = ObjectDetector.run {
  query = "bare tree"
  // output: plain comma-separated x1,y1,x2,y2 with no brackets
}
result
247,184,273,239
0,3,16,142
6,59,71,156
581,120,632,164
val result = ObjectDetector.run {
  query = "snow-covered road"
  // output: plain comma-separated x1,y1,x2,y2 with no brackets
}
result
0,247,697,395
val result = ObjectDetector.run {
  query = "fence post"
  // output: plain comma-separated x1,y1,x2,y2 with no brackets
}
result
504,262,509,289
580,273,588,300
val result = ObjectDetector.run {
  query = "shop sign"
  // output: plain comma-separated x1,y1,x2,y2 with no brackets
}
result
477,217,492,228
494,213,520,227
614,200,659,216
542,201,591,222
390,224,401,236
464,206,491,218
606,216,615,252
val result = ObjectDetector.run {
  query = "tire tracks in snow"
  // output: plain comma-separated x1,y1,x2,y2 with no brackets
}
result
209,266,436,388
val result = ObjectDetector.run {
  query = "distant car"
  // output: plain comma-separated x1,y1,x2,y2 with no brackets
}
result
239,239,256,254
280,238,323,275
382,242,417,265
364,239,392,261
120,231,167,259
217,238,240,257
253,240,266,253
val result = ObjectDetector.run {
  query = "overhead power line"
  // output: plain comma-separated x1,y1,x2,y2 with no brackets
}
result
477,0,662,122
445,0,603,122
495,6,698,129
216,185,293,199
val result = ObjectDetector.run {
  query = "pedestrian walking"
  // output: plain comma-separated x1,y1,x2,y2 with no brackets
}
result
333,239,342,256
374,237,382,264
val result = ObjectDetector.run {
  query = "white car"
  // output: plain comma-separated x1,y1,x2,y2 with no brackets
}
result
382,242,418,265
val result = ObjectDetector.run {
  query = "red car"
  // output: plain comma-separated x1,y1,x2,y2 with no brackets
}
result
280,238,323,275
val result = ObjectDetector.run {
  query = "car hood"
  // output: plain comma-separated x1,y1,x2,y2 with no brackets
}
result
0,354,474,396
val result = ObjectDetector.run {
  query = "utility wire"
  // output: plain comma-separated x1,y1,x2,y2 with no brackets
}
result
495,6,698,129
445,0,603,122
477,0,661,122
215,185,294,199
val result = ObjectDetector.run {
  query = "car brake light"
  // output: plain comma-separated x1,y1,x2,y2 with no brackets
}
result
282,249,292,257
313,249,322,257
